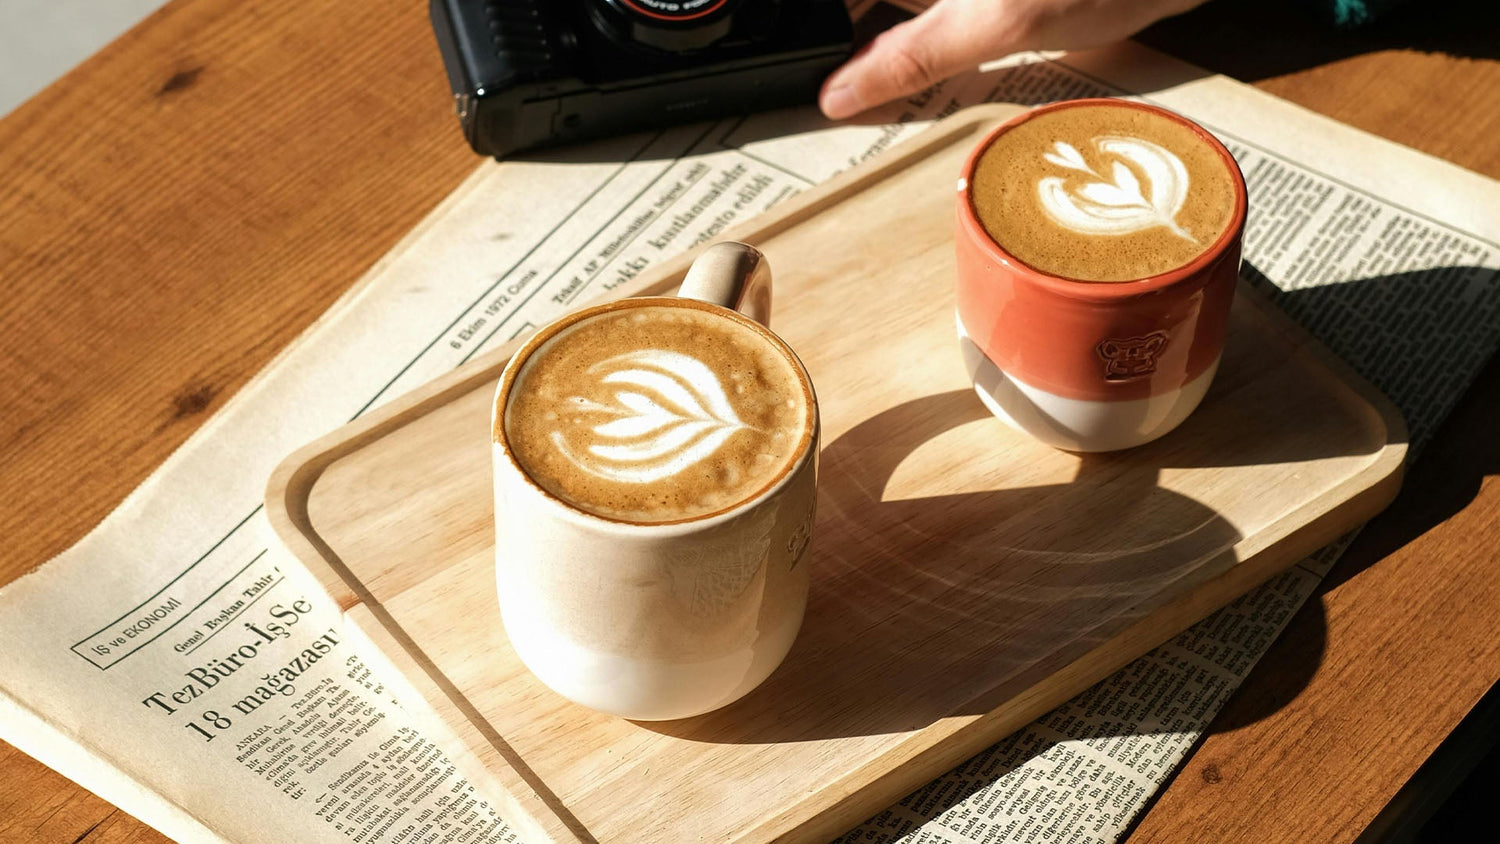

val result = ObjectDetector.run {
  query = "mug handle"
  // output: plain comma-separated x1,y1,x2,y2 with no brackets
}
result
678,241,772,326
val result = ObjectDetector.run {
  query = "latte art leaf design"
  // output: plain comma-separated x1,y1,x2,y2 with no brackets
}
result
551,350,752,484
1037,136,1197,242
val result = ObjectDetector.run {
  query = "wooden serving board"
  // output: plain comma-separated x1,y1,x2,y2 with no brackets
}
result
266,104,1406,844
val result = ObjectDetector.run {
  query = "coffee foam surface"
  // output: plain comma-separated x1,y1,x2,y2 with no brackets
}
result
971,103,1236,282
502,302,811,524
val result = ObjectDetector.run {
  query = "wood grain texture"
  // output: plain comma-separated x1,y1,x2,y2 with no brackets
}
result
0,1,475,840
0,741,162,844
265,107,1405,843
1128,353,1500,843
1,0,1496,839
0,0,476,574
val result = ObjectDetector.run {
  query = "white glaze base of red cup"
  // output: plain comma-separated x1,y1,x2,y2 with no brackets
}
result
958,314,1218,452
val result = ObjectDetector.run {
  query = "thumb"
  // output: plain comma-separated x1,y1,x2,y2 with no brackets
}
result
820,2,1018,120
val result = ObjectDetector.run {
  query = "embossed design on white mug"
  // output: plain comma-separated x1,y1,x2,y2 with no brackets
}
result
786,516,812,569
1038,137,1196,242
552,349,751,484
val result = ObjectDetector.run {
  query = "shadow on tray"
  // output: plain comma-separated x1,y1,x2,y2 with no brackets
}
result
627,260,1500,840
644,382,1341,746
649,264,1500,749
832,260,1496,837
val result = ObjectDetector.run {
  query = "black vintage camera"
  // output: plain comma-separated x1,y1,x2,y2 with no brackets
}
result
430,0,854,158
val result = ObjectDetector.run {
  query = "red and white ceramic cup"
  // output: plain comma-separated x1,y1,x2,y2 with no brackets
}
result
955,99,1248,452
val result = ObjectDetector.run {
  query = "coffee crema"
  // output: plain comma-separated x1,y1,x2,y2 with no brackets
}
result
969,102,1237,282
501,301,812,524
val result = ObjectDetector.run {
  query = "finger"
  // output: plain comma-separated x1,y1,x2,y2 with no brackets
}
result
820,2,1017,120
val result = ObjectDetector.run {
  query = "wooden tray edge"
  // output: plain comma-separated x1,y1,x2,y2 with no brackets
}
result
759,433,1406,843
344,604,594,844
1225,289,1409,562
263,103,1409,843
753,284,1411,843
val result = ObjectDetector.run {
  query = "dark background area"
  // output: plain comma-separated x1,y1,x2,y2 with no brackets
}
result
1137,0,1499,76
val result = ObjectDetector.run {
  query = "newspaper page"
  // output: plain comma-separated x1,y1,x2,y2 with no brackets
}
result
3,15,1499,844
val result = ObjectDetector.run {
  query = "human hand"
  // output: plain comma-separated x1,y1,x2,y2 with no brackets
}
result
821,0,1208,119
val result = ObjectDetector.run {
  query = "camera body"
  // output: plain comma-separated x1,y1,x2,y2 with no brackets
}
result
430,0,854,158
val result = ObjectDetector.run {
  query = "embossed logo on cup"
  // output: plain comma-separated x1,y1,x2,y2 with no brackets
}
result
785,509,813,569
552,349,754,485
1097,332,1170,380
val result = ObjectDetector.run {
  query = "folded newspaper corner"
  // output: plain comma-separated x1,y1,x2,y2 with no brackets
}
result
4,35,1499,844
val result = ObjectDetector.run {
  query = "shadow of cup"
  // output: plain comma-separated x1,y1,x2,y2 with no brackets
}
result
646,389,1247,743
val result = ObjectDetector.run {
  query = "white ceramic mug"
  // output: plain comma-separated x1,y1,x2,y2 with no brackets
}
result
491,243,819,721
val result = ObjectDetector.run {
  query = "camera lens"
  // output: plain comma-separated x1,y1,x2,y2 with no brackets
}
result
611,0,730,22
596,0,742,52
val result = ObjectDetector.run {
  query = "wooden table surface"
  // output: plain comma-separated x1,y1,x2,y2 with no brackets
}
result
1,0,1496,841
